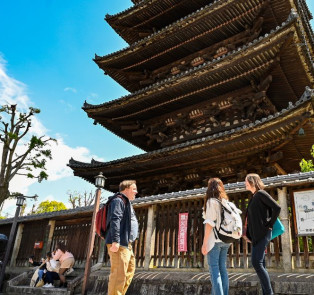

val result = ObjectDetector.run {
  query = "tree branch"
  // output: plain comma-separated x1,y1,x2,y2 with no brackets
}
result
16,121,31,141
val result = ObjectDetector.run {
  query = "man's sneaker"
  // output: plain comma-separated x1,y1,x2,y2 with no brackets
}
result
43,283,54,288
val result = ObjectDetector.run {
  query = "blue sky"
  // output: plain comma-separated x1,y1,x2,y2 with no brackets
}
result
0,1,314,216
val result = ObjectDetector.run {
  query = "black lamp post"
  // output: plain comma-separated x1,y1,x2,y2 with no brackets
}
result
82,172,106,295
0,194,38,290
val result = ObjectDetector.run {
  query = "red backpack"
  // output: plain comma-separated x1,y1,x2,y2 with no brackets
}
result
95,193,126,239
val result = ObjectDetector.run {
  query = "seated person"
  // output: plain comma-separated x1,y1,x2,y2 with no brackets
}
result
29,255,41,267
52,242,75,288
42,255,61,288
30,255,47,287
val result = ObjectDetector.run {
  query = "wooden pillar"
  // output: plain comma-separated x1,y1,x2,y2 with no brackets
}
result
97,239,106,264
46,220,56,252
9,223,24,267
277,187,293,272
144,205,156,270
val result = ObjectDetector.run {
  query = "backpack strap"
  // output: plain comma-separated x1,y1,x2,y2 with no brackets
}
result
211,198,225,239
105,193,128,229
115,193,127,205
107,192,127,206
212,198,234,237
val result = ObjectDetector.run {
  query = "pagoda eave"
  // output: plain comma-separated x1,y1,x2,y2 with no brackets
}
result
85,20,314,151
106,0,216,45
96,0,298,91
89,18,312,114
96,0,271,68
71,92,314,194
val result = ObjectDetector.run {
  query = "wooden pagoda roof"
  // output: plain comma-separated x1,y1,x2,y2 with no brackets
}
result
96,0,298,92
106,0,215,45
297,0,314,56
106,0,314,48
71,89,314,194
84,17,314,151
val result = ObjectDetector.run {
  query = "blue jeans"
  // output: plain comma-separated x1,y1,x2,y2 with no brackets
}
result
38,269,44,280
251,230,273,295
207,242,231,295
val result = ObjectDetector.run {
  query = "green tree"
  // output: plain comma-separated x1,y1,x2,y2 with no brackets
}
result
34,200,67,214
0,104,56,206
300,145,314,172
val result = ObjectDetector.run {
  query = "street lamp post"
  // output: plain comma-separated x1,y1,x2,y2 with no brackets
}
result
82,172,106,295
0,194,38,291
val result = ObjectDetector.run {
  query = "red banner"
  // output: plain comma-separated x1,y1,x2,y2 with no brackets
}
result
178,213,188,252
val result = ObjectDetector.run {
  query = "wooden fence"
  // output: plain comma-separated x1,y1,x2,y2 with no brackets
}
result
15,220,48,266
50,218,101,267
0,181,313,271
102,206,149,268
153,199,204,268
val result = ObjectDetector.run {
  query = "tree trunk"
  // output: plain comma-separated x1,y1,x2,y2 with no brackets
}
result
0,184,10,208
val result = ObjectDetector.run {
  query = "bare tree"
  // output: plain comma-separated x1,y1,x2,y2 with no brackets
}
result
0,104,56,206
67,190,106,209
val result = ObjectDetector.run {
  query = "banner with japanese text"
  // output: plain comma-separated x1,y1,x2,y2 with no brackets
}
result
178,213,188,252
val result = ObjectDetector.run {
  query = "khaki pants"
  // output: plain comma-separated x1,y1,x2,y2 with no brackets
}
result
107,244,135,295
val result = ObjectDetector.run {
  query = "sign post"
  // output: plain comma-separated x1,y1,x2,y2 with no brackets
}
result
178,213,188,252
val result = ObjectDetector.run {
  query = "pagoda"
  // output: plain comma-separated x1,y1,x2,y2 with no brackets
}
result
69,0,314,197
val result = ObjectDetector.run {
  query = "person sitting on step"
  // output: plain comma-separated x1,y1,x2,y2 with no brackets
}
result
42,252,61,288
52,242,75,288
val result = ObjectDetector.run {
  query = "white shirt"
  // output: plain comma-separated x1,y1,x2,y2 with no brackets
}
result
202,198,227,252
46,259,60,272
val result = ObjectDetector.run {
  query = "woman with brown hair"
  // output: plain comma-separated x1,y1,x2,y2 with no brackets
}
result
245,173,281,295
52,242,75,288
201,178,236,295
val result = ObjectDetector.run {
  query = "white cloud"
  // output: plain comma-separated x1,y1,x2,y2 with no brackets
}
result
45,135,103,181
64,87,77,93
0,55,30,111
0,56,102,216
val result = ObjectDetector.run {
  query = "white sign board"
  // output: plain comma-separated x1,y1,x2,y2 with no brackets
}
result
293,189,314,236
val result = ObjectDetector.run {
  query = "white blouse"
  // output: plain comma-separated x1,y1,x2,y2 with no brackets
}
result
202,198,228,252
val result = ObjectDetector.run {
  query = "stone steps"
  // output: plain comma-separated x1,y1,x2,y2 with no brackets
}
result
86,269,314,295
4,268,84,295
5,285,69,295
5,268,314,295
